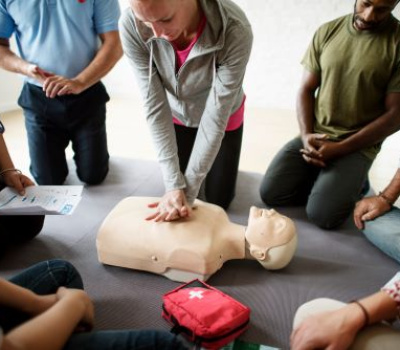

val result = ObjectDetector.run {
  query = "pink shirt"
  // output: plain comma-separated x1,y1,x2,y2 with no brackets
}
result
172,15,244,131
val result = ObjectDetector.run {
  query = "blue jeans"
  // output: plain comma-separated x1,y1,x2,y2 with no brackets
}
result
18,82,110,185
1,260,188,350
363,207,400,263
260,137,373,229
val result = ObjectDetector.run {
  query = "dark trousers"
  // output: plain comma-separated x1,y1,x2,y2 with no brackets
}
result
18,82,110,185
174,123,243,209
0,183,44,256
260,136,373,229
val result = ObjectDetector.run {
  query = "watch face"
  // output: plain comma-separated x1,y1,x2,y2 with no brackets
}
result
0,121,4,134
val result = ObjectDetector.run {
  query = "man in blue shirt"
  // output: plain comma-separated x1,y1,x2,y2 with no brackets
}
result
0,0,122,185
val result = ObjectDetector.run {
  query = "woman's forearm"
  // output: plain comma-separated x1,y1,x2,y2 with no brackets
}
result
0,135,15,170
4,294,86,350
0,279,39,313
351,291,398,327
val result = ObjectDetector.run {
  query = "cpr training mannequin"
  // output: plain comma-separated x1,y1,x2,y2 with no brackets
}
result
97,197,297,282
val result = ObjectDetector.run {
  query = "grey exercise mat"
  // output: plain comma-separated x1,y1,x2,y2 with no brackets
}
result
0,158,398,349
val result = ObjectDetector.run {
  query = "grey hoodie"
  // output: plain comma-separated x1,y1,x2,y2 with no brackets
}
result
120,0,253,204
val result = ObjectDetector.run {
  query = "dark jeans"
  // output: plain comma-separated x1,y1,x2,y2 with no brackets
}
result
0,183,44,257
260,136,373,229
175,123,243,209
18,82,110,185
0,260,188,350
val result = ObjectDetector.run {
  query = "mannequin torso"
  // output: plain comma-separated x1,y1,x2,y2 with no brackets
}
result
97,197,297,282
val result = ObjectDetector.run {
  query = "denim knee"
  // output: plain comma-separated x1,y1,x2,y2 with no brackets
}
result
76,164,109,185
46,259,84,290
362,212,400,263
32,166,68,185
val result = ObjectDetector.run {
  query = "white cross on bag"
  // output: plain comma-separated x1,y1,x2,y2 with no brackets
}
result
189,290,204,299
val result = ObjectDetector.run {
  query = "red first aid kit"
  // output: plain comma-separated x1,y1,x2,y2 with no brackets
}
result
162,279,250,349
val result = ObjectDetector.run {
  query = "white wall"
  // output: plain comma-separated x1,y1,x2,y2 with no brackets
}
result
236,0,354,109
108,0,400,110
0,69,22,112
0,39,23,113
2,0,400,112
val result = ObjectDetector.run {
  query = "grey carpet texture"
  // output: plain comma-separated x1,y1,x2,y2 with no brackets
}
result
0,158,398,349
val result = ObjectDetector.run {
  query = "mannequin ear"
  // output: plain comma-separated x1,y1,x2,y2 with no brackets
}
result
250,246,268,261
249,206,261,219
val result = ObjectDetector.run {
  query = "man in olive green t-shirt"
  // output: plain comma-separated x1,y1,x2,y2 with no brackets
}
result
260,0,400,229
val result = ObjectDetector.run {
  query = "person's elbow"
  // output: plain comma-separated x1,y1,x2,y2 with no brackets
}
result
102,32,124,65
298,70,320,95
108,41,123,67
388,108,400,132
384,92,400,131
114,40,124,62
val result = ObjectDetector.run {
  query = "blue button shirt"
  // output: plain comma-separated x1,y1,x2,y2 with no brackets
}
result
0,0,120,86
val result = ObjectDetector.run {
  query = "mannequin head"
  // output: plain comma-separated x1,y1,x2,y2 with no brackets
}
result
97,197,297,282
245,207,297,270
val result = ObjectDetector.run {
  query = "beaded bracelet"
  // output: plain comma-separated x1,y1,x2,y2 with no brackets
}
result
0,168,22,177
351,300,370,328
378,191,394,207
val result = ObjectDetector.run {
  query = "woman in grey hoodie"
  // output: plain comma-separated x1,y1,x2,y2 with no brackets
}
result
120,0,253,222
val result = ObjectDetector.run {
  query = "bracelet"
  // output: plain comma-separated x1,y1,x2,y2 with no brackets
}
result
351,300,370,328
378,191,394,207
0,168,22,177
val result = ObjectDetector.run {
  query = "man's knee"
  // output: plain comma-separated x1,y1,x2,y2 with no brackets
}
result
35,175,67,186
77,164,109,185
362,217,400,263
306,202,350,229
259,175,280,206
31,166,68,185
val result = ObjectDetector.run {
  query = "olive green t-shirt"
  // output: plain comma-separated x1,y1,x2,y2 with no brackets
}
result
302,14,400,159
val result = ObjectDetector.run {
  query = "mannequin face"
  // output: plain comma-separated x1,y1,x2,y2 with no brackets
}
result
245,207,297,266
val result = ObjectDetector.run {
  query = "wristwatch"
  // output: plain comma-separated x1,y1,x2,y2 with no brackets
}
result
0,120,4,134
